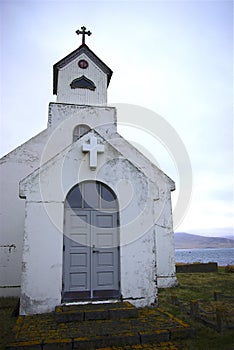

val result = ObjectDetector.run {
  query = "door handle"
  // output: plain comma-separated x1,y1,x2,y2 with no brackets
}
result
92,245,99,253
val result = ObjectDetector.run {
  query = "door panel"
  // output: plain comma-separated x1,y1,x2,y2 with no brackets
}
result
92,212,119,295
63,204,120,301
98,252,114,265
63,210,91,296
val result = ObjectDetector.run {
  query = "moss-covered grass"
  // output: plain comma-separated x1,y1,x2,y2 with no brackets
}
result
160,266,233,301
0,298,19,350
0,268,233,350
158,267,234,350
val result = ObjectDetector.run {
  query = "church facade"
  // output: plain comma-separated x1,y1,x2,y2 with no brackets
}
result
0,28,177,315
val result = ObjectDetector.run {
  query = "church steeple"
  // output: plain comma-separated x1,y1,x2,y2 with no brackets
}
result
53,28,112,106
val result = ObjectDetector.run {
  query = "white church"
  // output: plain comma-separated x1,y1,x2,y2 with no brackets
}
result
0,27,177,315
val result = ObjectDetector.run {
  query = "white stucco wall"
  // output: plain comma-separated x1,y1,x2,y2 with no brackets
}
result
120,231,157,307
1,102,176,308
19,130,174,314
48,103,117,131
154,190,177,288
155,226,177,288
20,201,63,314
0,105,117,297
0,131,48,296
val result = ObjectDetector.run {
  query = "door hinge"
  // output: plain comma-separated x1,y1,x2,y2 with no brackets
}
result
63,245,65,252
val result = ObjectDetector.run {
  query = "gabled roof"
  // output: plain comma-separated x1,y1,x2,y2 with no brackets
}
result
20,129,175,197
53,44,113,95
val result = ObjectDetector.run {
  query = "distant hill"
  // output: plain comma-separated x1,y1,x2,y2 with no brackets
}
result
175,232,234,249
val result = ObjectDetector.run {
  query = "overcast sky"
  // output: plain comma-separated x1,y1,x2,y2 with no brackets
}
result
0,0,233,237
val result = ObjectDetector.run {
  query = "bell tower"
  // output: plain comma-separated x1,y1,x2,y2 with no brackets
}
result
53,27,112,105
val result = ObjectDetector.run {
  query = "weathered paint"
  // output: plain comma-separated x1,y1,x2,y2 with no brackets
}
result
19,126,175,314
0,105,117,297
20,201,63,314
154,188,178,288
1,41,177,312
0,103,177,305
0,131,48,296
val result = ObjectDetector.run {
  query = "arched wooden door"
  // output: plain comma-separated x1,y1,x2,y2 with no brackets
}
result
62,181,120,302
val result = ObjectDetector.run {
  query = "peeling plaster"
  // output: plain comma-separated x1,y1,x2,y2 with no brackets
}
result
0,244,16,253
20,293,57,315
1,98,176,310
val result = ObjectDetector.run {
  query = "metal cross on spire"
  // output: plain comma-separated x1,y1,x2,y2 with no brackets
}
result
76,26,92,45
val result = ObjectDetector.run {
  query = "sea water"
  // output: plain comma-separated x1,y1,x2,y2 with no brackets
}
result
175,248,234,266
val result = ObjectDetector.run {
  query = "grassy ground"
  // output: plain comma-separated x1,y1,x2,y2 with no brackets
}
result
0,268,233,350
0,298,18,350
158,267,234,349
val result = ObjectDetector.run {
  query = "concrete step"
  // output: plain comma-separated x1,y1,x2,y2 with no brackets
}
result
55,301,138,322
6,307,195,349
